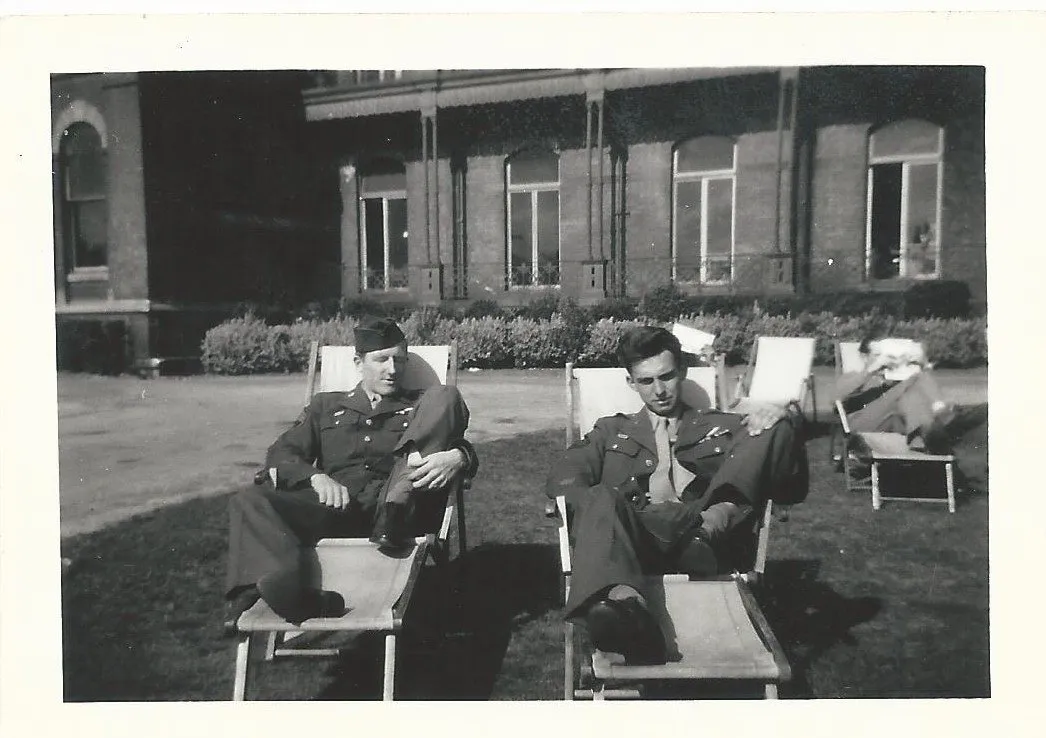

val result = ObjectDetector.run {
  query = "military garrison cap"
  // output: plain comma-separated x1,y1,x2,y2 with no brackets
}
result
354,316,407,354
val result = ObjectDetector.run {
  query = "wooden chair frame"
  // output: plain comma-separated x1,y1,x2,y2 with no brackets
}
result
232,340,469,700
829,340,863,467
553,362,790,700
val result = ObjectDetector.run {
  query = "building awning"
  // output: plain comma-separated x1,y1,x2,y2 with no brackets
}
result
304,67,780,122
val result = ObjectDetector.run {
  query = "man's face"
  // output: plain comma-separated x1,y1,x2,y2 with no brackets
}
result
626,349,683,417
356,343,408,397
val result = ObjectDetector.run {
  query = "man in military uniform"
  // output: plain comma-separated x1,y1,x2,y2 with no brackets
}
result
223,317,477,630
546,326,806,664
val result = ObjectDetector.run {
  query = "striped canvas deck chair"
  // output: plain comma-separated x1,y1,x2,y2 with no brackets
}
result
552,361,790,700
232,341,467,700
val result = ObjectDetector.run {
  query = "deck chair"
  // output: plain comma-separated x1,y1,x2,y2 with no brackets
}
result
834,392,956,514
554,362,790,700
232,341,468,700
671,322,716,355
734,336,817,423
828,341,864,466
672,322,726,408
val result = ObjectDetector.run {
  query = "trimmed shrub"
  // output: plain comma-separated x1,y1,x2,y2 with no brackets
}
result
450,317,513,368
508,316,573,368
200,308,987,374
903,280,972,319
639,284,692,323
201,313,294,374
460,299,504,320
578,318,649,367
587,296,640,322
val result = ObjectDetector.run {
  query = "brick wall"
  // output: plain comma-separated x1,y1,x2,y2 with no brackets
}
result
941,114,986,307
464,153,506,298
623,141,673,294
103,74,150,302
808,123,870,292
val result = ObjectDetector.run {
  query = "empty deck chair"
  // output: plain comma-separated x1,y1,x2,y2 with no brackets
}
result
554,362,790,700
734,336,817,423
232,341,468,700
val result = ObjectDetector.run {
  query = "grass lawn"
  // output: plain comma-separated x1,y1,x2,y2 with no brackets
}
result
60,409,989,700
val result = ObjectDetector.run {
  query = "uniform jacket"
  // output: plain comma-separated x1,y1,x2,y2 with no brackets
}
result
546,404,756,513
267,385,477,511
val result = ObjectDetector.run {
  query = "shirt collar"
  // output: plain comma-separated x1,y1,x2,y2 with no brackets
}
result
646,402,688,430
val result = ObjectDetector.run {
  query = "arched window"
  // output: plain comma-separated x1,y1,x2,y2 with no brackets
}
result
359,158,408,291
506,148,560,288
672,136,736,284
59,122,108,271
866,120,943,280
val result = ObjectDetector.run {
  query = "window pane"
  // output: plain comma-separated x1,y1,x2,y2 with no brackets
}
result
61,123,102,156
871,120,941,159
387,198,409,288
677,137,734,173
509,191,533,285
536,190,559,285
73,200,107,268
66,152,106,200
363,198,385,289
869,163,903,279
674,179,702,282
706,178,733,257
508,152,558,185
906,163,939,277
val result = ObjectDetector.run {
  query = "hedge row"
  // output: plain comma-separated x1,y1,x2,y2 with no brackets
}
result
200,311,988,374
230,279,976,328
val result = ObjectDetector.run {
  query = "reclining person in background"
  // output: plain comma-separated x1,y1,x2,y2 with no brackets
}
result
546,326,808,665
222,317,478,631
836,336,954,453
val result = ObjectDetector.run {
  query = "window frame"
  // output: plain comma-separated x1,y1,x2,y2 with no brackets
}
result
59,122,109,277
505,151,561,289
671,138,737,286
359,186,409,292
865,122,945,281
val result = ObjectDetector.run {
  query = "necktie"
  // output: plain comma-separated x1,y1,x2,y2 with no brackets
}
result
647,417,676,504
668,417,697,497
648,417,698,505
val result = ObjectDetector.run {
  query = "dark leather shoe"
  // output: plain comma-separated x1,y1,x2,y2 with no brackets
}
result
372,502,412,553
675,536,718,579
222,586,260,637
257,568,346,624
586,597,666,665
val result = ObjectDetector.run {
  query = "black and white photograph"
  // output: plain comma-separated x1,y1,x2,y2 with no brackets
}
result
1,7,1041,735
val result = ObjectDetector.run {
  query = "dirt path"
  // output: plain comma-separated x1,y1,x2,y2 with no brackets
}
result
57,366,987,538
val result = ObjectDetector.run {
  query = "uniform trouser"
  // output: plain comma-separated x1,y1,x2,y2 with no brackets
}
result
564,420,798,618
847,371,944,440
224,386,469,597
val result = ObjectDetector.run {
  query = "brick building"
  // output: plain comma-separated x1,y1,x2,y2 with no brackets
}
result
51,71,338,372
52,67,985,370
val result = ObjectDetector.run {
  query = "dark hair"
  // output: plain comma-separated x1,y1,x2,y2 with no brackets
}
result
858,320,889,354
616,326,684,374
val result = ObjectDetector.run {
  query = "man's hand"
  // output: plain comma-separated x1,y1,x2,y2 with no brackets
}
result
408,449,467,490
736,400,787,436
311,473,350,509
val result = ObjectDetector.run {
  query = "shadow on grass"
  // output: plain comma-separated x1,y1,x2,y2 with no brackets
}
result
314,541,562,700
761,559,882,698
